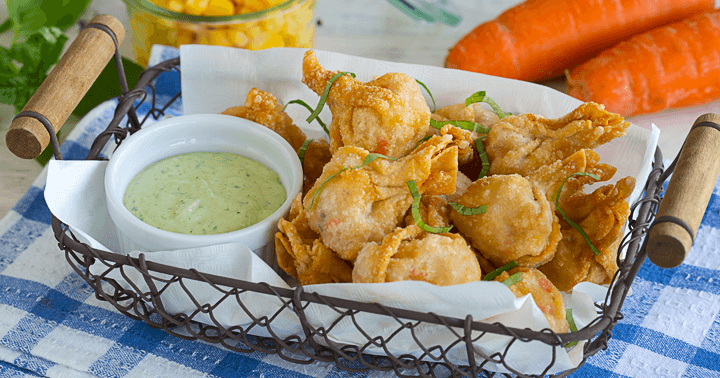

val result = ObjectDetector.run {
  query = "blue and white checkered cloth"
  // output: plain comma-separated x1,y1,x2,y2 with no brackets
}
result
2,45,720,378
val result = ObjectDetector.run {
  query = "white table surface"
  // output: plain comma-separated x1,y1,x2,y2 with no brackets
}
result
2,0,720,216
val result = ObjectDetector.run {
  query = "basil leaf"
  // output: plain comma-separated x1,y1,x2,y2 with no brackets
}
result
7,0,92,37
298,139,313,165
465,91,508,119
415,79,436,112
407,180,453,234
474,136,489,179
429,118,490,134
502,272,522,287
482,261,518,281
449,202,486,216
556,172,602,256
565,309,579,347
307,71,355,124
283,99,329,135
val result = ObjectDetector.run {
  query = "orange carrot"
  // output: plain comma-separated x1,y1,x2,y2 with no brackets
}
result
566,11,720,117
445,0,715,83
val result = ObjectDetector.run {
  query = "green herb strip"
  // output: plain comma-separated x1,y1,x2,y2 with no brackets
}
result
556,172,602,256
414,135,432,150
449,202,487,216
309,153,395,210
415,79,436,112
565,309,579,348
482,261,518,281
465,91,508,119
429,119,491,134
502,272,522,287
406,180,453,234
474,136,490,179
298,138,313,165
307,71,356,124
284,99,329,135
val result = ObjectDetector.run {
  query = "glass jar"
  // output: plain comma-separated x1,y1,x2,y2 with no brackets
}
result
122,0,316,67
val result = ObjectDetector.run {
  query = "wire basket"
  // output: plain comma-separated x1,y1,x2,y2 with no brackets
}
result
47,59,671,378
10,17,681,378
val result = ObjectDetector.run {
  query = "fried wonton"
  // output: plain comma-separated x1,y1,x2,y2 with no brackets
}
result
353,225,482,285
303,135,458,261
302,50,431,158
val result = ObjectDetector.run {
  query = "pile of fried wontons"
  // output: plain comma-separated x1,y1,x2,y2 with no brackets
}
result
221,50,635,333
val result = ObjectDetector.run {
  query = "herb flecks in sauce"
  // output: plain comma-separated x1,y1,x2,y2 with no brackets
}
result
123,152,286,235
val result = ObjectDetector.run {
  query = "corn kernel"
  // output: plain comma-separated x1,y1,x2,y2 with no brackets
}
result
248,31,284,49
166,0,184,12
260,19,282,34
197,28,234,46
204,0,235,16
240,0,265,13
184,0,209,15
228,28,250,47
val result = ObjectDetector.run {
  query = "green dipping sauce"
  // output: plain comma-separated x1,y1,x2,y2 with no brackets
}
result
123,152,286,235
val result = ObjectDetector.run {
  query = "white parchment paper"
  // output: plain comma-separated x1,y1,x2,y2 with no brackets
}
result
44,45,660,375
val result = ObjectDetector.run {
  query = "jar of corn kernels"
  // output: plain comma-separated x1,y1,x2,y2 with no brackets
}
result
122,0,316,67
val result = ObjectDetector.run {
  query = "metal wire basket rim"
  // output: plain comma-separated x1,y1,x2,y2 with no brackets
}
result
52,145,661,347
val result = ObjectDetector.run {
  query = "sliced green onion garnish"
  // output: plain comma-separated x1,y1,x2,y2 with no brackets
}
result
449,202,486,216
556,172,601,256
502,272,522,287
565,309,579,347
415,79,436,112
465,91,508,119
284,99,329,135
482,261,518,281
407,180,453,233
474,136,489,179
429,119,491,134
298,138,313,165
309,153,396,211
307,71,356,124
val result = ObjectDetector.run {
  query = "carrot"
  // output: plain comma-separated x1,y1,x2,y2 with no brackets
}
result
566,11,720,117
445,0,715,83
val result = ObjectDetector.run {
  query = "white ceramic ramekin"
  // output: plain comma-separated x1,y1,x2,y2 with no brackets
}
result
104,113,303,262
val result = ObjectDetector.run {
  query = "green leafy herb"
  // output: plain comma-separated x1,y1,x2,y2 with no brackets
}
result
482,261,518,281
465,91,508,119
283,99,329,135
0,26,67,113
449,202,486,216
414,135,432,150
415,79,436,112
474,136,490,179
406,180,453,233
298,138,313,165
309,153,395,210
6,0,92,39
307,71,355,124
502,272,522,287
565,309,579,348
556,172,602,256
429,119,491,134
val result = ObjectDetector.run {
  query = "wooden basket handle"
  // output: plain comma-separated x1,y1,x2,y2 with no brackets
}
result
647,113,720,268
5,15,125,159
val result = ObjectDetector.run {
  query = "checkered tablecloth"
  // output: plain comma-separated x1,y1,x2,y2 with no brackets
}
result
2,45,720,378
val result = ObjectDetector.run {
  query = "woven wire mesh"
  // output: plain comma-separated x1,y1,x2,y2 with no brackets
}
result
49,57,667,378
